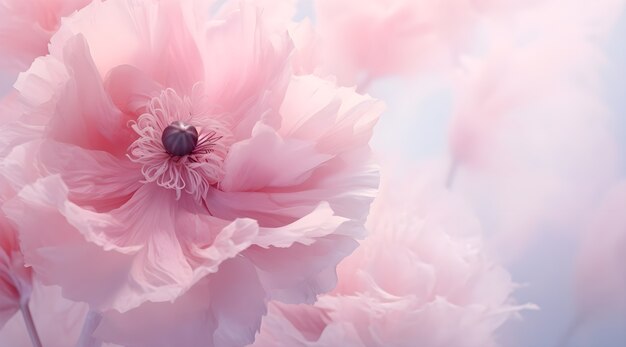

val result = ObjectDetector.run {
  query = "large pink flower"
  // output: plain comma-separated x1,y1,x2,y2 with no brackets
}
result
0,0,92,73
250,170,530,347
0,0,382,345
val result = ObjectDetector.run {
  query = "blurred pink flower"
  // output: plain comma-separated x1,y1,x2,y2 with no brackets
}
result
311,0,532,87
250,170,529,347
0,0,92,73
0,215,32,330
0,0,382,345
447,0,625,262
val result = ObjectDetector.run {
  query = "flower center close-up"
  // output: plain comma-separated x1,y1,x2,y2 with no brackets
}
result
127,88,232,201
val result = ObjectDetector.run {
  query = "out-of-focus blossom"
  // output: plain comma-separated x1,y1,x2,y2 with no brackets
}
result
0,215,31,329
311,0,534,87
448,0,624,262
250,170,529,347
0,92,36,342
0,0,92,73
0,0,382,345
314,0,470,85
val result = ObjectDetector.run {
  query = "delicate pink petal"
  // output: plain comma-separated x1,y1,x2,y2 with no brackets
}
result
49,35,130,153
4,174,263,313
278,75,383,154
0,0,91,73
96,257,267,347
3,176,141,312
246,234,358,304
254,203,348,248
0,139,142,212
221,123,333,192
208,149,378,232
104,65,162,117
200,3,292,122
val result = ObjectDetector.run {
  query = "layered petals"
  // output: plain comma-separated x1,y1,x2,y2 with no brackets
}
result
0,0,382,346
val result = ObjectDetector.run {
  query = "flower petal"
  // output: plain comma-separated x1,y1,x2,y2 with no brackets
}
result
95,257,267,347
245,235,358,304
278,75,383,154
220,123,333,193
46,34,130,153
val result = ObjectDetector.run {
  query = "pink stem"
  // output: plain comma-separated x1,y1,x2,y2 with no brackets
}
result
556,311,588,347
356,74,374,94
445,159,459,189
75,310,103,347
20,300,42,347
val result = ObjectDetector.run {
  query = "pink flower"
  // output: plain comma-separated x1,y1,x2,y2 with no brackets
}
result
0,214,32,330
447,0,623,261
250,170,529,347
0,0,92,73
0,0,382,345
312,0,527,86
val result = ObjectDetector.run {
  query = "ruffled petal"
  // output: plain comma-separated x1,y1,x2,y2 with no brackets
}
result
96,257,267,347
278,75,383,154
149,0,205,95
49,34,130,153
220,123,333,192
4,175,261,313
0,0,91,73
104,65,162,116
245,235,358,304
0,140,142,212
3,176,142,312
206,148,378,236
200,2,292,121
253,203,349,248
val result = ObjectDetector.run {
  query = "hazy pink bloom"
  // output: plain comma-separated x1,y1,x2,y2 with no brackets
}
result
311,0,532,87
250,171,528,347
0,214,32,330
0,0,92,73
447,0,624,262
0,0,382,345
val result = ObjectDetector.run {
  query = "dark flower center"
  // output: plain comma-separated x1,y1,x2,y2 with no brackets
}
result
161,121,199,156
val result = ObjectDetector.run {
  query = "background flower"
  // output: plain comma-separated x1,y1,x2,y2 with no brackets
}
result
0,215,32,330
250,168,530,347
